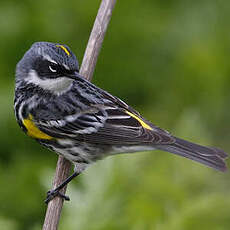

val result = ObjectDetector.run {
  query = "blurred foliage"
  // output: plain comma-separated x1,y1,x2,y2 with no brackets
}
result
0,0,230,229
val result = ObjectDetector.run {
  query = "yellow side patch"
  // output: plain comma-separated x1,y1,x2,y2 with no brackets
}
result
126,111,153,130
56,45,70,56
23,114,53,140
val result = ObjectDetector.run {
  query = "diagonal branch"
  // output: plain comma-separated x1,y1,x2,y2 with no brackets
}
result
42,0,117,229
81,0,116,81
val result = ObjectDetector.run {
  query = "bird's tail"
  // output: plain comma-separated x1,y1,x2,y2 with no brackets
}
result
156,137,228,172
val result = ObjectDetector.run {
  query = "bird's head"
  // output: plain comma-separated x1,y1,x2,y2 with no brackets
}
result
16,42,81,94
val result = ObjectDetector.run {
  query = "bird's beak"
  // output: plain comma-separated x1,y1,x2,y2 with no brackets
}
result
67,71,83,80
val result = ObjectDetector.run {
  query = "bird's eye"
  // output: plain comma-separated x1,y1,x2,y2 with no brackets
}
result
49,64,57,73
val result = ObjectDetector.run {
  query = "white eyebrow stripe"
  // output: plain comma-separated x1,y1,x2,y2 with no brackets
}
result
43,54,58,64
43,54,70,70
63,63,70,70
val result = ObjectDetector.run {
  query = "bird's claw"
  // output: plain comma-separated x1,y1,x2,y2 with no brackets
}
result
45,189,70,204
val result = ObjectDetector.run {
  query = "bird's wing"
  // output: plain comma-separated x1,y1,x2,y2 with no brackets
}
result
81,105,175,145
32,99,175,145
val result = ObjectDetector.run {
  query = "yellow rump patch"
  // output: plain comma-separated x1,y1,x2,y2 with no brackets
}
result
56,45,70,56
23,114,53,140
126,111,153,130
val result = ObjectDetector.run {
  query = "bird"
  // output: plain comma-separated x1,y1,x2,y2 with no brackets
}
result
14,42,228,203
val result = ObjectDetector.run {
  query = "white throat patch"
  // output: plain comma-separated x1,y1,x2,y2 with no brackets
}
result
26,70,73,95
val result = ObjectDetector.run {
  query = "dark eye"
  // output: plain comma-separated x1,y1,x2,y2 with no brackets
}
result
48,63,58,73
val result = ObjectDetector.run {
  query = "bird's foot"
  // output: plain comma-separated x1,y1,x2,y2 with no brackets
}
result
45,189,70,204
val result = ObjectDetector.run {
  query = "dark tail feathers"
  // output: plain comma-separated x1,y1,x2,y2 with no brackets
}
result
157,137,228,172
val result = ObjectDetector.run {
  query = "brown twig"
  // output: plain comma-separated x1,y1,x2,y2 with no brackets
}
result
42,0,117,229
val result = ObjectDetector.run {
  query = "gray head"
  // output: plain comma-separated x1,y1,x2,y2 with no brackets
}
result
16,42,81,94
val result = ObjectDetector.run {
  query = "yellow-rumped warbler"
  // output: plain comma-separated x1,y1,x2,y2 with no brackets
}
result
14,42,228,203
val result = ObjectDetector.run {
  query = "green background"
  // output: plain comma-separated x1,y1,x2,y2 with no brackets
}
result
0,0,230,229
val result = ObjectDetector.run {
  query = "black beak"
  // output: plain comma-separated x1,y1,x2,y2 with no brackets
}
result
67,71,83,80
